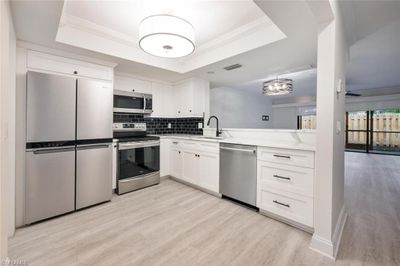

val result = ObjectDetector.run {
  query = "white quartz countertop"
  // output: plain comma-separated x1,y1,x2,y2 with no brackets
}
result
155,135,316,151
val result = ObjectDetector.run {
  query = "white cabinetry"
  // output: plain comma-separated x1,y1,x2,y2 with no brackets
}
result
169,141,183,178
182,150,198,183
160,139,170,177
197,152,219,192
152,82,175,117
27,50,114,81
114,75,152,94
257,147,315,228
173,78,209,117
167,139,219,193
113,75,209,118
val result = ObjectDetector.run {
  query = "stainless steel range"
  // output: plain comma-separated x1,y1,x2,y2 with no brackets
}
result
113,123,160,195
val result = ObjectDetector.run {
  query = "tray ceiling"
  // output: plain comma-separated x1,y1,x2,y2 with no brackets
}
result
56,0,286,73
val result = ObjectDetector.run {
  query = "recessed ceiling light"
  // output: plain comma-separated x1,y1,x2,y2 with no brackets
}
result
139,14,195,58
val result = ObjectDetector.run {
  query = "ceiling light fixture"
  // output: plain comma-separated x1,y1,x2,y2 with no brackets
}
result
139,14,195,58
262,78,293,96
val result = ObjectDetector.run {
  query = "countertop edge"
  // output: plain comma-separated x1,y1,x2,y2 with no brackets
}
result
155,135,316,151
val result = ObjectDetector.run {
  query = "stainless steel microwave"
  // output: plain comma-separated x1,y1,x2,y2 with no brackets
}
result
113,90,153,114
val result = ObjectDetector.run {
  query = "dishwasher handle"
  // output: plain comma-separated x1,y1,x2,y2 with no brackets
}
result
220,146,256,154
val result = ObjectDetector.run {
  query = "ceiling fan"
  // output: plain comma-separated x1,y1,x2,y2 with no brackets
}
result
345,91,362,97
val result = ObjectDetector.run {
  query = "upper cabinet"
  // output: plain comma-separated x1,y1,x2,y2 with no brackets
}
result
114,75,152,94
174,78,209,118
152,82,175,117
27,50,114,81
114,74,210,118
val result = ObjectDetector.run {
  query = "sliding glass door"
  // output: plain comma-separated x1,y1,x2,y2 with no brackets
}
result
370,110,400,154
345,111,369,152
345,109,400,155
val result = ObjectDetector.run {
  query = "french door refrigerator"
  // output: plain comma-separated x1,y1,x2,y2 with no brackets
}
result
25,71,113,224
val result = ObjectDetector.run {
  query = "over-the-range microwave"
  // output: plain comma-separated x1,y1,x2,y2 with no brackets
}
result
113,90,153,114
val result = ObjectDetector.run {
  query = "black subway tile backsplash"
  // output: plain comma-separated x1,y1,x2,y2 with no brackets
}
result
113,113,203,135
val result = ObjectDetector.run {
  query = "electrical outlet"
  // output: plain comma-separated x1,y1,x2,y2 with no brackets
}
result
262,115,269,121
167,123,171,129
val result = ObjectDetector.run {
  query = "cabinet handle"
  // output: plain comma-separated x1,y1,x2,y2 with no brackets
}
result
273,154,291,159
132,89,135,92
73,71,78,74
178,111,181,114
172,141,178,144
189,110,192,112
178,151,181,154
273,174,291,181
273,200,290,208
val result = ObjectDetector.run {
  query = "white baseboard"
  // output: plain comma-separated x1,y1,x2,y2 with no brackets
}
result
310,205,347,259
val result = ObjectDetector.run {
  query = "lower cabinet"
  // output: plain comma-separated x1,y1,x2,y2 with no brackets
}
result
197,152,219,192
182,150,198,184
257,147,315,228
170,148,183,179
167,139,219,194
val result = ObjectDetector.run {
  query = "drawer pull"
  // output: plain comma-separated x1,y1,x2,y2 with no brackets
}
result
273,174,291,181
273,154,291,159
273,200,290,208
172,141,178,144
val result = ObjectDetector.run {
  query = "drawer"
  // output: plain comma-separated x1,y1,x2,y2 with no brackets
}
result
199,141,219,153
257,147,315,168
258,161,314,197
170,140,182,149
258,188,313,227
181,140,198,149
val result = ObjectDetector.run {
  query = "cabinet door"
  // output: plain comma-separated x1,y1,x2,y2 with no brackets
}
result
170,148,183,179
152,83,174,117
114,75,152,94
160,139,170,177
198,152,219,193
182,150,198,184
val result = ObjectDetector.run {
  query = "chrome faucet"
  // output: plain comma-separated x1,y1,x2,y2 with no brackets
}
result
207,115,222,137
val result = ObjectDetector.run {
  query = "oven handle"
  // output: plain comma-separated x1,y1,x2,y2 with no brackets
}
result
118,141,160,150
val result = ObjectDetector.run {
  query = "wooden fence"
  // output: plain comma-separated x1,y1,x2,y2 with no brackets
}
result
347,112,400,148
301,115,317,130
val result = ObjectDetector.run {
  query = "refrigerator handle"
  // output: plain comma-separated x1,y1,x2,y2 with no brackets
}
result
32,147,75,155
77,144,110,150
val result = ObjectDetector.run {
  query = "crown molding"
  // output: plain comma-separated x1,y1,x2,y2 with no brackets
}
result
57,6,286,74
16,40,118,68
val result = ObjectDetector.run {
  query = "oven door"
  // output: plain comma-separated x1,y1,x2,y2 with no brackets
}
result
113,91,145,114
118,141,160,180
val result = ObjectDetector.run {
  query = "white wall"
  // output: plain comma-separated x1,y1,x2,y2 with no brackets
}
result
210,87,273,129
272,107,299,129
0,0,16,260
311,0,347,259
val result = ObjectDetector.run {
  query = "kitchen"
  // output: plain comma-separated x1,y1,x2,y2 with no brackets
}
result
2,0,399,265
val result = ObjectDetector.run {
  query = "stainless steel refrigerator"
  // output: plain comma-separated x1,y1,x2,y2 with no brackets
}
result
25,71,113,224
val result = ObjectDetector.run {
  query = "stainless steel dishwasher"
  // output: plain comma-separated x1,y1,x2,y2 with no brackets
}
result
220,143,257,206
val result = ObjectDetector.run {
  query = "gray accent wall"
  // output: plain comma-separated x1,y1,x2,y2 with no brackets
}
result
210,87,273,129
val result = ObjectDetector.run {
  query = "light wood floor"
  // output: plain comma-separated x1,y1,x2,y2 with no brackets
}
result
8,152,400,265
